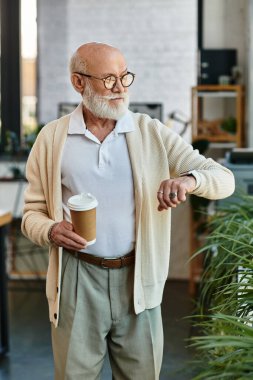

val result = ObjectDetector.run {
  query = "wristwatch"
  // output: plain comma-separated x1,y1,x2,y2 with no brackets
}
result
180,170,200,189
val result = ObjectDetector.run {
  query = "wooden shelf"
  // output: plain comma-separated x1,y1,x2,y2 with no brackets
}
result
197,91,238,98
193,84,241,91
189,85,245,296
191,84,245,148
194,134,237,142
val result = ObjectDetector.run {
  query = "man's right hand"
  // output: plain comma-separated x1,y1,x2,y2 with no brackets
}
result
50,220,87,251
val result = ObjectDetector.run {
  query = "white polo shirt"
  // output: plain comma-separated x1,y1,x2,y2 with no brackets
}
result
61,103,136,258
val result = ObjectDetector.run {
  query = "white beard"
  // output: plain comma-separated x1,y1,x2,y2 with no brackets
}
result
82,83,129,120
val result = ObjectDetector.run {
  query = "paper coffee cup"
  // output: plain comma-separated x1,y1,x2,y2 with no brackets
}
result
67,193,98,245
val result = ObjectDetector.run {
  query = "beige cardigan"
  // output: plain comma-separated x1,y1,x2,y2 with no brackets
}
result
21,112,235,327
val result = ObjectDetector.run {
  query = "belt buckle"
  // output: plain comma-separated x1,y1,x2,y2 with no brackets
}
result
101,259,110,269
101,257,123,269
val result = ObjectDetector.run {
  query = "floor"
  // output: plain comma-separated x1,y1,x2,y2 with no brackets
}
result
0,279,196,380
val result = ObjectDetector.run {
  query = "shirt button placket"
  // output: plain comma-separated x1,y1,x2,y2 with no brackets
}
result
98,146,103,168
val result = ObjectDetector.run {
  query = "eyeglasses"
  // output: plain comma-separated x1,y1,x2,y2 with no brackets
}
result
74,71,135,90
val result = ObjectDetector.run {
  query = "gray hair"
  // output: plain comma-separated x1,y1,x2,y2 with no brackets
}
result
69,51,87,74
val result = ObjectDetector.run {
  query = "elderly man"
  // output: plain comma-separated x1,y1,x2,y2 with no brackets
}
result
22,42,234,379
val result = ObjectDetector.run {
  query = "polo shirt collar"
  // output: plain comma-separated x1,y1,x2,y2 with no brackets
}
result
68,102,135,135
68,103,86,135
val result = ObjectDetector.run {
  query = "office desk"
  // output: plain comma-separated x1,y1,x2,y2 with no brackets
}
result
0,211,12,357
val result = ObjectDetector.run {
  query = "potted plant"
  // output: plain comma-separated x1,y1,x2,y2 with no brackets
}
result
189,193,253,379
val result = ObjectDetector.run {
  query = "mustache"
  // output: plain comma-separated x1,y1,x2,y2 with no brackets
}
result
100,93,128,100
95,93,128,101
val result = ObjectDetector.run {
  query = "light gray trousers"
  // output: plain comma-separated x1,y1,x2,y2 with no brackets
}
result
51,250,164,380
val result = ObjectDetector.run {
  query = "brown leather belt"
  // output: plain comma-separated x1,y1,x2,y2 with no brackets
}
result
65,249,135,269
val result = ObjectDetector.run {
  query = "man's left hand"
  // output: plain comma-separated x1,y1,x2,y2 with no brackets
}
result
157,176,196,211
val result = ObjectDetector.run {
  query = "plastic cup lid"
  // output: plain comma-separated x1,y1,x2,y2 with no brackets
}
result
67,192,98,211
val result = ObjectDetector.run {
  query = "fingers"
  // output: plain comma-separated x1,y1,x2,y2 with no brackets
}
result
164,182,181,207
157,178,189,211
177,186,187,202
51,221,87,250
157,186,180,210
58,235,87,251
157,190,169,210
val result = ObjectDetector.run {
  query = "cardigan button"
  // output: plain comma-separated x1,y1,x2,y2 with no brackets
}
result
54,313,57,319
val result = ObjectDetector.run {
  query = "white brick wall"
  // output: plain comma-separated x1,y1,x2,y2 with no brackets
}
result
38,0,197,126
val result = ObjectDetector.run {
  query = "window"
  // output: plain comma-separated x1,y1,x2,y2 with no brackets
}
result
21,0,37,139
0,0,37,154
